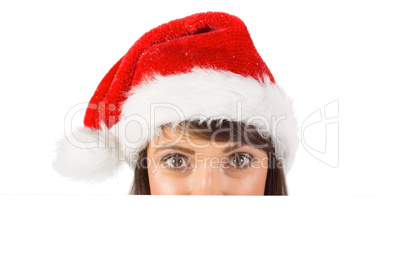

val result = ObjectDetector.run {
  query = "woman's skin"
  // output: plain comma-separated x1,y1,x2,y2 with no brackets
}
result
146,127,269,195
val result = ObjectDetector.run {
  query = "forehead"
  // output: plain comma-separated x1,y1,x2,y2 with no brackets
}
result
148,121,271,155
152,125,237,147
147,124,269,157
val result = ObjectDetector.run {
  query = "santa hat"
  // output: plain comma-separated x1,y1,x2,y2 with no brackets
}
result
52,11,299,182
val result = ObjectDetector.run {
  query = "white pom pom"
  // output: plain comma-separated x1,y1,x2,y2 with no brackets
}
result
52,122,125,183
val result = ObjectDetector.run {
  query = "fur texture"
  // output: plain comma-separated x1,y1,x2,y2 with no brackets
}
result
53,68,299,180
52,122,124,183
111,68,299,175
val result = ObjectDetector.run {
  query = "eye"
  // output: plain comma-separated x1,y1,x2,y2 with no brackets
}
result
226,153,253,169
161,153,190,171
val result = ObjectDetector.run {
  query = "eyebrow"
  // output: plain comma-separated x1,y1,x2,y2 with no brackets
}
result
152,143,244,155
153,145,195,155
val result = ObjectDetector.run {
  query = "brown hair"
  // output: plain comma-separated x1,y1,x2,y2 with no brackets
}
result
129,119,288,195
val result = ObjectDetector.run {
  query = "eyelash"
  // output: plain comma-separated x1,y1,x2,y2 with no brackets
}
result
226,153,254,170
161,153,191,171
160,153,255,171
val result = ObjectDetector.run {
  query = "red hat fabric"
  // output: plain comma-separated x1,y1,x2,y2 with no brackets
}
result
84,12,276,130
53,11,299,182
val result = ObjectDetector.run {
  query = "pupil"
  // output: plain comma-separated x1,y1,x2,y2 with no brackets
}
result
172,156,183,167
233,155,244,166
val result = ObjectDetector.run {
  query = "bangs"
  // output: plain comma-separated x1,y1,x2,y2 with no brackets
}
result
159,119,275,152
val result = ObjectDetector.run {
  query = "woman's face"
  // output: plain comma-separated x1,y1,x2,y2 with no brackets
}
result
146,127,268,195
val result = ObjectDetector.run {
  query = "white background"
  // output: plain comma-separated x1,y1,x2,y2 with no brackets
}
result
0,0,401,267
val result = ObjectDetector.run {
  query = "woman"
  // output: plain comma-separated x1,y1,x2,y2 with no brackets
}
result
53,11,299,195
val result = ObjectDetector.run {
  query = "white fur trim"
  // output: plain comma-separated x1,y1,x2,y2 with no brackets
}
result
52,122,124,182
111,68,299,175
